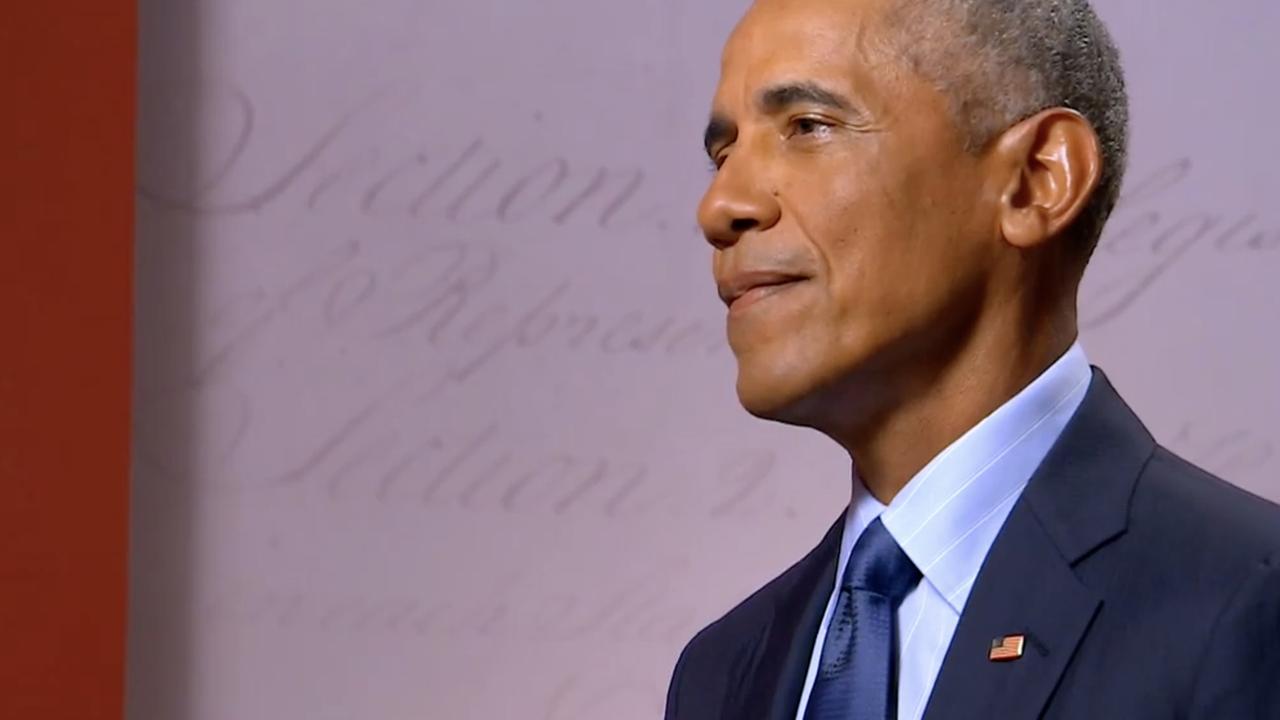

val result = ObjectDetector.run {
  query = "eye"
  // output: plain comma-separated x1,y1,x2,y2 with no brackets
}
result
787,116,834,139
708,150,729,173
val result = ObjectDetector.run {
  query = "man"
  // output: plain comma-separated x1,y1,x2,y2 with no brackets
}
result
665,0,1280,718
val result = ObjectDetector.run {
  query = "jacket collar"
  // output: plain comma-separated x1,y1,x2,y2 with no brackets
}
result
1021,368,1154,564
736,368,1155,720
919,368,1156,720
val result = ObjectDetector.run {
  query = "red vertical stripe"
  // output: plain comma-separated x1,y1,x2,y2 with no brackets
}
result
0,2,136,719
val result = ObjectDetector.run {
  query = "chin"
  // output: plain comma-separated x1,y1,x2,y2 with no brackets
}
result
734,355,829,427
731,336,885,432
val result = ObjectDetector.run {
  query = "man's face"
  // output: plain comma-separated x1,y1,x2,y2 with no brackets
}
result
701,0,998,426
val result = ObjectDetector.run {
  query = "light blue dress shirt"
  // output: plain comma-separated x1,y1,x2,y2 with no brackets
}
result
794,342,1094,720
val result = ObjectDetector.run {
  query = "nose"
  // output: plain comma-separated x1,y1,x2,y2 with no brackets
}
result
697,155,782,250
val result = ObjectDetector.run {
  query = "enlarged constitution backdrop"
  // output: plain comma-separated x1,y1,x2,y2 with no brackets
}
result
129,1,1280,718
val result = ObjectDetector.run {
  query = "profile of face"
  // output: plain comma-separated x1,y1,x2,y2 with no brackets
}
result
700,0,1005,430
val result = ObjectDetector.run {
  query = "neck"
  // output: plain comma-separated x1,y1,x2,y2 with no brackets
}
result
826,306,1078,506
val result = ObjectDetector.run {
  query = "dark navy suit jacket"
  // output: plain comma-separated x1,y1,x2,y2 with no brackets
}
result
666,370,1280,719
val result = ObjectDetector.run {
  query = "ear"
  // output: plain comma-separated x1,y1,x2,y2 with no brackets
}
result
990,108,1103,250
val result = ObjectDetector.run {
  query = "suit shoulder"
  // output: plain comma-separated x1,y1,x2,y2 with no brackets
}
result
667,521,838,718
1130,445,1280,565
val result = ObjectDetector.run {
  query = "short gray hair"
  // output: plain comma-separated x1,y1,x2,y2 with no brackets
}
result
886,0,1129,261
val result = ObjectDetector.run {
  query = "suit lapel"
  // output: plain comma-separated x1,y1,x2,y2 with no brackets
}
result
921,368,1155,720
734,515,843,720
919,502,1101,720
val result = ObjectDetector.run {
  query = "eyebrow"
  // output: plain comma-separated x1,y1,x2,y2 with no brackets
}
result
703,82,859,159
758,82,856,115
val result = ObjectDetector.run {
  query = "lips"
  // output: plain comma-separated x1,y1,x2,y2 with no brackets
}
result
718,270,809,312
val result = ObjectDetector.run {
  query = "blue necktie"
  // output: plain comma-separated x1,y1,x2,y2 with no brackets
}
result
804,517,922,720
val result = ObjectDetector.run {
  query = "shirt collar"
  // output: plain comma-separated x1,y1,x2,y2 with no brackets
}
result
836,342,1093,614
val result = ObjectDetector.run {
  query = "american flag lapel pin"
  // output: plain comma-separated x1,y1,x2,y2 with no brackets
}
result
988,634,1026,662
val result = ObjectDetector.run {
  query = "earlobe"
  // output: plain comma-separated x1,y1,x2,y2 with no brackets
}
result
994,109,1103,251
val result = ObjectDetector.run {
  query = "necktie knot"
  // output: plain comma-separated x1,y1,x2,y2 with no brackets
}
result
843,517,920,606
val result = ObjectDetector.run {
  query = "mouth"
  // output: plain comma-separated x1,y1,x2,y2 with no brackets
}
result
719,272,809,314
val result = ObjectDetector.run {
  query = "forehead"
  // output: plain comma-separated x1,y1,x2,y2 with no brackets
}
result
714,0,898,108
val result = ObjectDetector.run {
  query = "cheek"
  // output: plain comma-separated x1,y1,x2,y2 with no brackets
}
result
781,138,981,325
811,180,972,343
805,185,917,318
